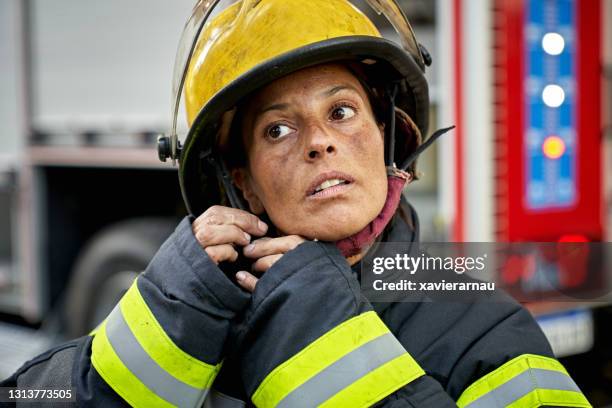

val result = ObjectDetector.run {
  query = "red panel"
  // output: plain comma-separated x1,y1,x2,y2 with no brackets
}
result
494,0,603,242
493,0,525,241
575,0,603,239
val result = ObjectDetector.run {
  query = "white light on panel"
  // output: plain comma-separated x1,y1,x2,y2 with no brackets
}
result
542,84,565,107
542,32,565,55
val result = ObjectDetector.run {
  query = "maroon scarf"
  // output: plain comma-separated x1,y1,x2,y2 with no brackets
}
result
335,167,412,257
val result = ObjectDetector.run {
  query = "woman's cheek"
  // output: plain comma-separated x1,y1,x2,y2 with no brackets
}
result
351,126,384,159
259,159,291,204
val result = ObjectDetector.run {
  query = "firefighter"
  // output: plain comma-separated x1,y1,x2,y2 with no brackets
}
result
1,1,591,407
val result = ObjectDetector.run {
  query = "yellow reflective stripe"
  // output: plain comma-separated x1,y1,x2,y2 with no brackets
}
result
507,389,591,408
252,311,388,407
320,353,424,408
252,311,421,408
457,354,586,408
92,319,174,408
121,280,220,389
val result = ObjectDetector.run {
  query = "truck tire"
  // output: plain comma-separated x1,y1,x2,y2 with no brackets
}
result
63,218,177,338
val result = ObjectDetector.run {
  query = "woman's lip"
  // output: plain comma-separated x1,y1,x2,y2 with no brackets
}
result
306,181,354,200
306,171,356,197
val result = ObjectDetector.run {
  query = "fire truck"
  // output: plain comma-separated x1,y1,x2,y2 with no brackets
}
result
437,0,612,401
1,0,610,401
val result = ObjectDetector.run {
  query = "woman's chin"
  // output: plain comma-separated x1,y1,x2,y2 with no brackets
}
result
272,204,382,241
300,218,373,242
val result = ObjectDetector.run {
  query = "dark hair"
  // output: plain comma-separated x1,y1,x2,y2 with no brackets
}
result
223,106,250,170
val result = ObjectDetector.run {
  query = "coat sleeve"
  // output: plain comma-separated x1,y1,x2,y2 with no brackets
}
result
233,240,591,408
437,301,591,408
1,217,251,408
381,297,592,408
233,240,453,407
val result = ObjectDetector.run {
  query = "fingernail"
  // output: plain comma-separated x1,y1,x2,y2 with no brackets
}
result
236,271,246,281
244,244,254,254
258,221,268,233
244,232,251,242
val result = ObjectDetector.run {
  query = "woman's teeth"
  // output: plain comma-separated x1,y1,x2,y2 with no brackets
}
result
315,179,347,193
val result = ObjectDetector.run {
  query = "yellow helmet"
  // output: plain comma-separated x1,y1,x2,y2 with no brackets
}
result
164,0,431,216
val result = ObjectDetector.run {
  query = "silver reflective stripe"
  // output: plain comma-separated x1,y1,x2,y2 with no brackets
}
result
464,368,582,408
276,333,407,408
105,305,209,407
203,389,247,408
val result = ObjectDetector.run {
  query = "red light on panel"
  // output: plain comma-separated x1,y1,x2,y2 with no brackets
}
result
542,135,566,159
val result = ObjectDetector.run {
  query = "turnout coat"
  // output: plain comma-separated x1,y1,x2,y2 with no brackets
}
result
1,198,590,407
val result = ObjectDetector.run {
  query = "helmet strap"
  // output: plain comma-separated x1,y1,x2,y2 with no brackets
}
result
384,83,399,167
399,125,455,172
207,152,247,211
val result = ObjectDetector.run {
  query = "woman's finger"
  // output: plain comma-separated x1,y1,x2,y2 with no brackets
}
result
243,235,305,258
195,205,268,237
236,271,258,293
204,244,238,265
252,254,283,273
194,224,251,248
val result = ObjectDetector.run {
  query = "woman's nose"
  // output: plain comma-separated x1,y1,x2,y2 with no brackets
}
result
304,124,337,161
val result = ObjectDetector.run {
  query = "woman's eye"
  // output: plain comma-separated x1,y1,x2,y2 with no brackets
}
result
267,124,293,139
330,106,356,121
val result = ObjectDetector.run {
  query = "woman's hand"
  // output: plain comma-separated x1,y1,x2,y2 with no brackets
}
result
192,205,268,264
236,235,306,292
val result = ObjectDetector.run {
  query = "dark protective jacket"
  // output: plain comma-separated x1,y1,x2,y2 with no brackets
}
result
1,198,591,407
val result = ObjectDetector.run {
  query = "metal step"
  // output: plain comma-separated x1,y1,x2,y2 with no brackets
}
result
0,322,53,380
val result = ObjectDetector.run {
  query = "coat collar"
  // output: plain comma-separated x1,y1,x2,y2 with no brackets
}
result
351,196,421,314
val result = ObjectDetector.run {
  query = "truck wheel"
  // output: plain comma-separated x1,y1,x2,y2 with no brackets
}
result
63,218,177,338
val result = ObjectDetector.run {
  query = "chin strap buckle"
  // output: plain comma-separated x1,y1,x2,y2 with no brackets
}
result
386,166,412,183
157,135,182,165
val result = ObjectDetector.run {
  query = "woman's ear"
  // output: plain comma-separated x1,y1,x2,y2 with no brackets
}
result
231,168,265,214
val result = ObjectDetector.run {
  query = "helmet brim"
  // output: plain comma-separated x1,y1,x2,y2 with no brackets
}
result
180,36,428,216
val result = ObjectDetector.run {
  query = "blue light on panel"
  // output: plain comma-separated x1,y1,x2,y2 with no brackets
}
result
525,0,576,210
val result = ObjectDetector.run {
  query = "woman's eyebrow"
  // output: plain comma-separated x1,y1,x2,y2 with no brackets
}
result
253,84,359,119
255,102,290,117
320,84,360,98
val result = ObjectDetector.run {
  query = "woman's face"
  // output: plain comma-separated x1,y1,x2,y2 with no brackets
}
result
233,63,388,241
